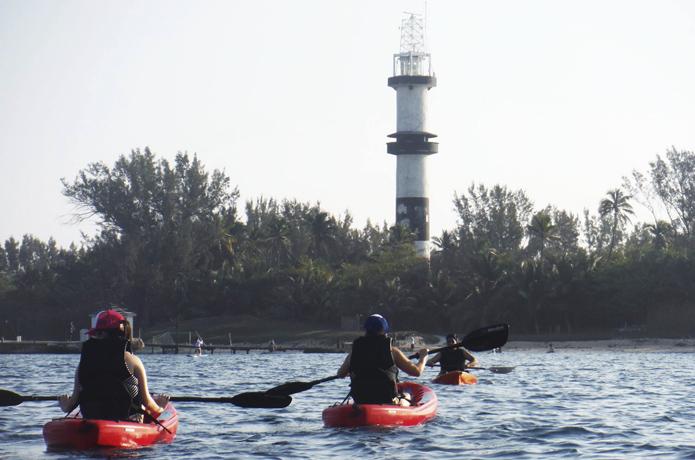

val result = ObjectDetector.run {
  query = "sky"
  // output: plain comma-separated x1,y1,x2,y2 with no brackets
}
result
1,0,695,247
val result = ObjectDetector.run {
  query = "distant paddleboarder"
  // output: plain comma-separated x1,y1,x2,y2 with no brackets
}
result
194,337,204,355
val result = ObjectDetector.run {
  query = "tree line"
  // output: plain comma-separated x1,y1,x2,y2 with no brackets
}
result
1,147,694,339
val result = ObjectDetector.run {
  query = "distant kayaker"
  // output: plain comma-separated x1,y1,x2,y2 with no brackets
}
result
427,333,479,374
58,309,169,422
336,314,429,406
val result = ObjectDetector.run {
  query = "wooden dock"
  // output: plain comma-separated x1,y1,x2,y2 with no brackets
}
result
141,343,311,354
0,339,341,354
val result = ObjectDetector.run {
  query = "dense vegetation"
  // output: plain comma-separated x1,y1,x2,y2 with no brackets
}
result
1,147,694,339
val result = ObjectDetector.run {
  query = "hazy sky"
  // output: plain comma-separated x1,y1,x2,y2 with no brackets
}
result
2,0,694,247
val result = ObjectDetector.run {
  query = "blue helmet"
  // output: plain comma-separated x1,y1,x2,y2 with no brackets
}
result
364,314,389,334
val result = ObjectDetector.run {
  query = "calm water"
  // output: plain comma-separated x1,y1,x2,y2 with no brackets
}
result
1,349,694,459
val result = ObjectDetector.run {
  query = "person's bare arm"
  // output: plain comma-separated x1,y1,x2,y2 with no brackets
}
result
393,347,428,376
337,352,351,377
58,368,80,413
427,352,441,367
463,348,479,368
128,354,167,416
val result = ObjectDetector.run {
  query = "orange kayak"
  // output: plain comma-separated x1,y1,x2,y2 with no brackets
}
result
432,370,478,385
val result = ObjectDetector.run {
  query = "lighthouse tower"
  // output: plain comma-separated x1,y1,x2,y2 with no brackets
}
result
387,13,437,258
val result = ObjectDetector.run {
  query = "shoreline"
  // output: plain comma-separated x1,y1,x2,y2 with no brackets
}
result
503,337,695,353
1,336,694,354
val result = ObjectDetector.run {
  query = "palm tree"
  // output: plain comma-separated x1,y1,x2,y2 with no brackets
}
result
645,220,672,251
431,230,459,272
431,230,456,252
264,218,292,266
468,249,507,325
526,211,558,262
307,210,336,261
598,188,634,258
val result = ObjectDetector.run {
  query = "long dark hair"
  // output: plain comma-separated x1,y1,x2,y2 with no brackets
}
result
122,320,133,341
94,319,132,343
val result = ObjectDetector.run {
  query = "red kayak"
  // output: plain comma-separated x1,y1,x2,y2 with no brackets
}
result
322,381,437,428
432,370,478,385
43,402,178,450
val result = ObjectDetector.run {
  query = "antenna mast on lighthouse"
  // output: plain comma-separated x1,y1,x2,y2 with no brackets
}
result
387,12,438,258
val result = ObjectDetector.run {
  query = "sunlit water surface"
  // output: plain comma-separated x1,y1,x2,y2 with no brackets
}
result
1,349,694,459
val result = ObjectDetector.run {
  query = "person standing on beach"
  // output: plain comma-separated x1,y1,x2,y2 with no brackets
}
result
427,333,479,374
336,314,429,405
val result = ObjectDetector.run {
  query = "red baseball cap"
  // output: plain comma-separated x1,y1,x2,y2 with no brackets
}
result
88,309,125,335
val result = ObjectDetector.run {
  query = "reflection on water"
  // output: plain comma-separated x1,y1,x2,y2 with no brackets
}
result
1,349,694,459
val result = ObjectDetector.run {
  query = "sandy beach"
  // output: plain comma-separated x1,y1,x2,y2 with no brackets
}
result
503,337,695,353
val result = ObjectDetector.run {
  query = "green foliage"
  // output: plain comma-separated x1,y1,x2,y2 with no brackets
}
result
1,147,694,339
454,183,533,254
598,188,635,258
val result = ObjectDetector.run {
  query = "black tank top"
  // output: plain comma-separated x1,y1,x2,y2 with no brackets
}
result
440,348,468,373
78,338,142,420
349,335,398,404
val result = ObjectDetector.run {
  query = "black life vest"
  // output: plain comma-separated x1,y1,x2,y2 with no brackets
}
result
78,338,141,420
349,335,398,404
440,347,468,373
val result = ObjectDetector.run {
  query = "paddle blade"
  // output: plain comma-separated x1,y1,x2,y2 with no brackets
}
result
487,366,515,374
460,324,509,352
0,389,23,407
229,392,292,408
0,390,56,406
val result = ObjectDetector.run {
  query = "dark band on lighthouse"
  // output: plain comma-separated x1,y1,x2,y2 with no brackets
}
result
396,197,430,240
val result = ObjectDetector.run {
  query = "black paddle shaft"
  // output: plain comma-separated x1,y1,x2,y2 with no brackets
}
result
266,374,341,396
171,392,292,408
0,389,291,409
0,390,57,406
408,323,509,359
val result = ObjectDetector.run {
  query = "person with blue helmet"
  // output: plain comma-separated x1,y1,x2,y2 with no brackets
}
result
336,314,429,405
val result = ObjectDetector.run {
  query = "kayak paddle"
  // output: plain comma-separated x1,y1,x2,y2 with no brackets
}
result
408,323,509,359
0,389,291,409
262,324,511,398
0,390,56,406
171,392,291,408
470,366,515,374
427,363,516,374
264,375,341,396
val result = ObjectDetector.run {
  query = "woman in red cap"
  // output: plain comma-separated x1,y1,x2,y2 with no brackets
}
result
336,314,429,405
58,309,168,421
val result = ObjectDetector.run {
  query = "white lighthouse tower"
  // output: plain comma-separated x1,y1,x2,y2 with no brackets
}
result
387,13,437,258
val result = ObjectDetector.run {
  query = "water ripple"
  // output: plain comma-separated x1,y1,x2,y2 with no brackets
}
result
1,350,694,458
